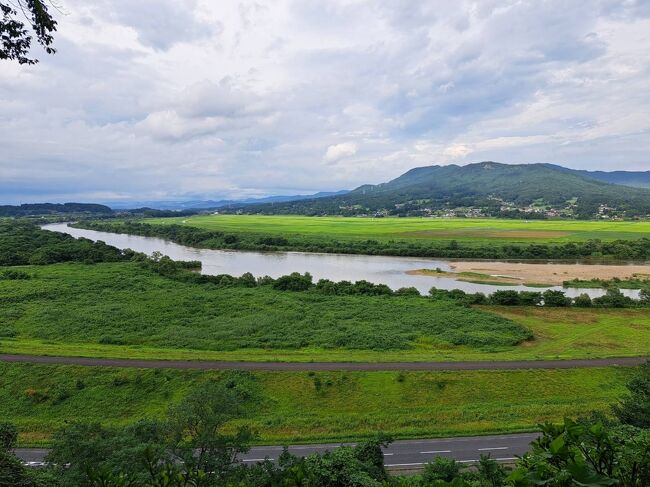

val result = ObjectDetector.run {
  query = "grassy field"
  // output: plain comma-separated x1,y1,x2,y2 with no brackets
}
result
1,262,648,362
144,215,650,244
0,261,529,352
0,362,633,446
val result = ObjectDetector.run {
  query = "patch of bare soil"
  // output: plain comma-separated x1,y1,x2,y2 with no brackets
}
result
447,261,650,285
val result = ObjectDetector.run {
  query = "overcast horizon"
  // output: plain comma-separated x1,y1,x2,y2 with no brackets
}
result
2,1,650,205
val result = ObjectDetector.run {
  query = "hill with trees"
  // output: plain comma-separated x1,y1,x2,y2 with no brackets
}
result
232,162,650,218
0,202,112,217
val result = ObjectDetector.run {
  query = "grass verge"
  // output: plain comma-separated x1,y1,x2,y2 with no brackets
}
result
0,363,633,446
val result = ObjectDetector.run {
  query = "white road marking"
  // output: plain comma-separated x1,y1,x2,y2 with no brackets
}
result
386,462,425,467
387,457,517,467
383,453,394,456
288,445,343,450
478,446,508,451
420,450,452,454
242,458,272,462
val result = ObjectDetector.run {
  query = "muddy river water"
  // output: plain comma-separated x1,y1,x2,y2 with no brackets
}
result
43,223,641,298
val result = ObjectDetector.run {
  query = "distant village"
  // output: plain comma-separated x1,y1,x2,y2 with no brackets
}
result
338,197,636,220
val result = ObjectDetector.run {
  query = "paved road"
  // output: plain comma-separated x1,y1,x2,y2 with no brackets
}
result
0,354,646,371
16,432,540,469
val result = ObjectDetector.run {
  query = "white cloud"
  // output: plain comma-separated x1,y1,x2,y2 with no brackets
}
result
2,0,650,203
324,142,358,163
442,144,473,159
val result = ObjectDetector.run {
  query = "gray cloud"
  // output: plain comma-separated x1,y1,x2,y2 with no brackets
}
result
1,0,650,204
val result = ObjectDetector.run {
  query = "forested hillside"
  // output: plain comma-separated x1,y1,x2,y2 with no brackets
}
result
0,202,112,217
234,162,650,218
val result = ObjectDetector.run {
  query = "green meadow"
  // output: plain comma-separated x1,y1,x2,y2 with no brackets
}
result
1,262,648,362
144,215,650,244
0,362,633,446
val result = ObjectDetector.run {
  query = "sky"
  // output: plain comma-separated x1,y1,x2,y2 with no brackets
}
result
2,0,650,204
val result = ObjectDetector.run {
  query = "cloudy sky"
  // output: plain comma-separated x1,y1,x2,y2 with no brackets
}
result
2,0,650,204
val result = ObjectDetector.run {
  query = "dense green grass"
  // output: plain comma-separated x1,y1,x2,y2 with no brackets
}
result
486,307,650,359
0,363,633,446
1,262,648,362
144,215,650,244
0,261,529,352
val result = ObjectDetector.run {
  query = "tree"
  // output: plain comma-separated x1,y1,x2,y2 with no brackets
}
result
489,290,520,305
639,287,650,304
593,287,633,308
1,0,57,64
613,360,650,428
0,422,55,487
46,420,168,486
574,293,593,307
541,289,570,307
422,456,461,483
509,418,650,487
0,422,17,451
166,377,257,483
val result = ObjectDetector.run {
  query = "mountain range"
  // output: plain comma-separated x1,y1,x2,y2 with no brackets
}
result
230,162,650,218
6,163,650,219
544,164,650,188
104,191,350,210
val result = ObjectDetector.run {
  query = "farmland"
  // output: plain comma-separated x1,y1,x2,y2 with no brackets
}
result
0,362,632,446
144,215,650,245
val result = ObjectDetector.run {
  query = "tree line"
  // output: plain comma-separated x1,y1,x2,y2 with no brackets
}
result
141,255,650,309
0,221,131,266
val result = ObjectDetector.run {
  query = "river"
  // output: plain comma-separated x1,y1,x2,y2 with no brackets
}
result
42,223,639,298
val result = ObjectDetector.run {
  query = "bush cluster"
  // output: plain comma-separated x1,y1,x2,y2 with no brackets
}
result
430,286,648,308
0,221,131,266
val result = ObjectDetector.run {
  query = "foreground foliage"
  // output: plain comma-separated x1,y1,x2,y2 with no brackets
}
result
0,363,632,445
1,363,649,486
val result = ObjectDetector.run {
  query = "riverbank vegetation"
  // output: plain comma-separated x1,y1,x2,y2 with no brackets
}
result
1,221,649,362
3,261,650,362
564,275,650,289
0,220,131,266
76,217,650,261
0,261,531,353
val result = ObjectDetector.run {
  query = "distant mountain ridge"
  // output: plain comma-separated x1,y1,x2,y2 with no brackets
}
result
233,162,650,218
105,190,350,210
0,202,113,217
543,164,650,188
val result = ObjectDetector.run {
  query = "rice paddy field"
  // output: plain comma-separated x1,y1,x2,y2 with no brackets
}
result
0,362,633,446
144,215,650,244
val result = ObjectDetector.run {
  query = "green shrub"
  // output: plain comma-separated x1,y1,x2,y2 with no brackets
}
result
422,456,461,482
0,327,17,338
0,269,30,280
573,293,592,307
99,336,126,345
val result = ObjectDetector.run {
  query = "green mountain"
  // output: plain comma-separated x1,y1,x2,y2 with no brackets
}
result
237,162,650,218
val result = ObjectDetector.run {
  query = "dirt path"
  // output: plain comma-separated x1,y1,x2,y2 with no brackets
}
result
0,354,645,371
